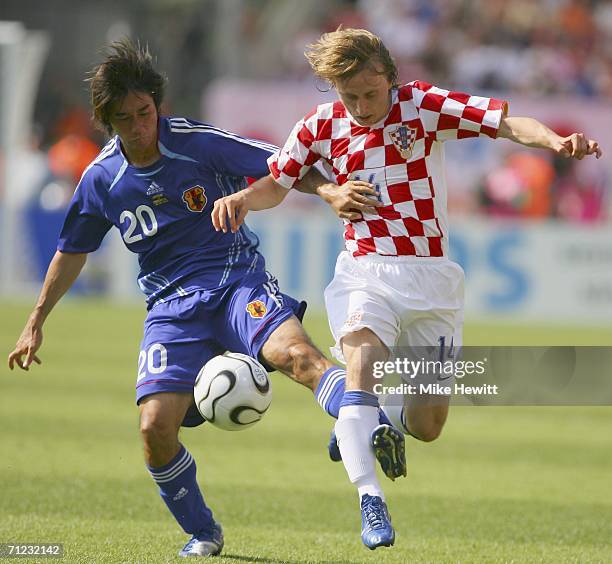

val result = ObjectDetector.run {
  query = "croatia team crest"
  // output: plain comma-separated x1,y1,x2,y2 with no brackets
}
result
182,185,207,212
246,300,267,319
389,125,418,159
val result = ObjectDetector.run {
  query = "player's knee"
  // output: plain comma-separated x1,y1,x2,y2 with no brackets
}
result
139,410,177,449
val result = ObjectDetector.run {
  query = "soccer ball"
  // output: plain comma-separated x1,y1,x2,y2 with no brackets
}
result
194,352,272,431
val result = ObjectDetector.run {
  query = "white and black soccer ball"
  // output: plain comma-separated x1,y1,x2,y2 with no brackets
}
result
194,352,272,431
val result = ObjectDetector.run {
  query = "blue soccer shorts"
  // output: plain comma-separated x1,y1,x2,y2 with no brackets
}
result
136,271,306,427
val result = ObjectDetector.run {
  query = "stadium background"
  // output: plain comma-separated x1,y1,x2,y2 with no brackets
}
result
1,1,611,562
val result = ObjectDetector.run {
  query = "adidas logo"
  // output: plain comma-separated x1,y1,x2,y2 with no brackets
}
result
146,181,164,196
173,487,189,501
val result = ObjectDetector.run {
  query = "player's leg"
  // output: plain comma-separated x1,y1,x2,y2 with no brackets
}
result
323,254,408,547
383,262,464,443
337,328,388,497
260,314,334,391
378,341,452,443
324,253,406,481
221,271,349,421
139,392,223,557
405,311,461,441
337,328,396,549
381,324,457,442
259,314,349,419
137,293,224,557
139,392,192,467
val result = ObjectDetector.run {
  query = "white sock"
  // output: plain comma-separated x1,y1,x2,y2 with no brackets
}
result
335,405,384,501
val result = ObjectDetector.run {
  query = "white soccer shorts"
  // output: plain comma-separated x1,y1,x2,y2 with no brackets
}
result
324,251,464,365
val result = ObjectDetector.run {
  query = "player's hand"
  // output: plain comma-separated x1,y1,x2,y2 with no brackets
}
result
319,180,382,221
212,193,249,233
554,133,602,160
8,320,43,371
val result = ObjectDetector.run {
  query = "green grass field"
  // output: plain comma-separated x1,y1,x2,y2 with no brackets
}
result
1,299,611,563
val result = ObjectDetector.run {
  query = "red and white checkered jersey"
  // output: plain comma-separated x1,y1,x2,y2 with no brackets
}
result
268,81,508,257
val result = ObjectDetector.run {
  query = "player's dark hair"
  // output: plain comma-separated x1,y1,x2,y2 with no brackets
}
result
305,28,399,88
87,38,166,135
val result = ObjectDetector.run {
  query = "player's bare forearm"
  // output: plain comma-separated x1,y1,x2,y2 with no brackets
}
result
243,174,289,211
8,250,87,370
498,117,557,149
293,173,341,208
498,116,602,160
294,167,328,195
212,175,289,233
31,251,87,325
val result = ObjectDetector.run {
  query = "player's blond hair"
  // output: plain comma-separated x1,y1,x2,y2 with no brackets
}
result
305,28,398,87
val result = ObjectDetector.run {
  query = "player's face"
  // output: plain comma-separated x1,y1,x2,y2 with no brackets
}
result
335,66,393,127
109,91,159,155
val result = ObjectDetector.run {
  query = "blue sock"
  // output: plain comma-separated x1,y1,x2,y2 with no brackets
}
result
340,390,379,408
316,370,393,426
148,445,215,536
315,367,346,418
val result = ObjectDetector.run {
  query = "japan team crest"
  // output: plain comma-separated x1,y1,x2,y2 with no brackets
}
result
182,185,207,212
246,300,267,319
389,125,418,159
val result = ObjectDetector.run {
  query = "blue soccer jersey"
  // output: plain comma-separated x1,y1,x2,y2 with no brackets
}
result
58,117,276,306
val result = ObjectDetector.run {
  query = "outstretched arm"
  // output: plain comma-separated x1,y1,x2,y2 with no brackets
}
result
498,116,602,160
8,251,87,370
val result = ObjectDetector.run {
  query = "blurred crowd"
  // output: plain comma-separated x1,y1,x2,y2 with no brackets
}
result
281,0,612,99
369,0,612,98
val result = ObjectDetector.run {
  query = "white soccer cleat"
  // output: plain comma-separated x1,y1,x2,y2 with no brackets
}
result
178,523,224,557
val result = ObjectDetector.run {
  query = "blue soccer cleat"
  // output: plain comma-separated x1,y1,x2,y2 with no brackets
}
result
178,523,224,557
371,424,407,481
360,494,395,550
